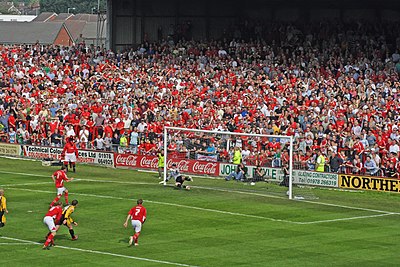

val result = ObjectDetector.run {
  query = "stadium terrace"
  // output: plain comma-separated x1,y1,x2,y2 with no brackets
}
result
0,18,399,179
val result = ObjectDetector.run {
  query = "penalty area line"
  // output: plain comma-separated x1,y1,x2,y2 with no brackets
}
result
6,185,393,225
0,243,38,245
0,181,54,187
295,213,396,225
5,186,296,224
0,236,198,267
192,185,400,216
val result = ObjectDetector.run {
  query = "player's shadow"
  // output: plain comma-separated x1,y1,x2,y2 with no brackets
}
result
57,234,69,240
118,238,128,244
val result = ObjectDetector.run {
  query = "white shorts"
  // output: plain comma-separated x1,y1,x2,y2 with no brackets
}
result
43,216,57,232
65,153,77,163
57,187,66,195
131,220,142,233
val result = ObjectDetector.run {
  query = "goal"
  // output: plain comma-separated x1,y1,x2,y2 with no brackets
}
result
163,126,297,199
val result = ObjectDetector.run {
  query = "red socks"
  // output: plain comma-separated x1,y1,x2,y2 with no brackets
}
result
44,234,54,247
133,232,140,243
64,191,69,204
50,196,61,207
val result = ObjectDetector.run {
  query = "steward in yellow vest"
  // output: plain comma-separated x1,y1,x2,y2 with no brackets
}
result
316,151,325,172
232,147,242,164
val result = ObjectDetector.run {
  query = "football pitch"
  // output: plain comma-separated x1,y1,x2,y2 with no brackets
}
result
0,157,399,266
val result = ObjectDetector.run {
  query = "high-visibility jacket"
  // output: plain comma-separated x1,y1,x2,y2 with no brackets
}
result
233,150,242,164
158,154,164,168
316,155,325,172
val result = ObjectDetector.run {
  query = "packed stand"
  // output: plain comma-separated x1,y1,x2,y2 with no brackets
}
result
0,20,399,178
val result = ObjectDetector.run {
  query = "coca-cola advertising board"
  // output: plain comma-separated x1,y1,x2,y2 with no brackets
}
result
23,145,115,168
115,154,220,176
114,154,158,169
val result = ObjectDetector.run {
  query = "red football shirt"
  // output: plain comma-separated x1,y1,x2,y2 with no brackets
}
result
53,170,68,188
128,204,147,223
63,142,79,156
45,205,63,221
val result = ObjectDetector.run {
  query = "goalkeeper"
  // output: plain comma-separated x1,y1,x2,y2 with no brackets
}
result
159,163,193,190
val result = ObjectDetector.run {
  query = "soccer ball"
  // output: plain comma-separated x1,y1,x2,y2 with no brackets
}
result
250,182,255,186
186,186,191,190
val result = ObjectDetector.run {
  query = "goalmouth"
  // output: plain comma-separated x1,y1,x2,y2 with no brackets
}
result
163,126,295,199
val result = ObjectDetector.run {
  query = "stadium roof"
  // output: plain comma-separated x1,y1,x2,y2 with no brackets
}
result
235,0,399,6
148,0,400,9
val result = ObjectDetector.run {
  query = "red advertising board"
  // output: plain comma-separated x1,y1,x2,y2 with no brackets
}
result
114,154,219,176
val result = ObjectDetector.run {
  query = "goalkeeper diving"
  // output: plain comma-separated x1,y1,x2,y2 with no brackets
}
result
159,163,193,190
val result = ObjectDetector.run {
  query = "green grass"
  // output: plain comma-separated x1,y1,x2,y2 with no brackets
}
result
0,157,400,266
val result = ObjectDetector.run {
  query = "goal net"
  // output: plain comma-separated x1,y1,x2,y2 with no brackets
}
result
162,126,313,200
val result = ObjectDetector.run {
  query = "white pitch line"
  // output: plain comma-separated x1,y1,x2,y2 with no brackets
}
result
295,213,395,225
5,186,295,224
0,243,38,245
7,185,397,225
0,237,197,267
0,170,46,177
0,182,54,187
1,170,399,221
192,185,400,216
299,198,400,215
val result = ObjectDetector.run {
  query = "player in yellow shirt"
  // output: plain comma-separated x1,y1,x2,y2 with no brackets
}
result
0,189,8,227
59,199,79,240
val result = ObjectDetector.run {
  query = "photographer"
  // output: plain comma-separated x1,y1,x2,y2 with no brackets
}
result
280,163,289,187
225,163,247,182
252,164,266,182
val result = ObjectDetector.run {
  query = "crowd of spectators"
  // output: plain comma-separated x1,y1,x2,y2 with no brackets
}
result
0,20,399,178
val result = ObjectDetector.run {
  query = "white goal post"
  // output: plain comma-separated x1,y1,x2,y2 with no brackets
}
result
163,126,295,199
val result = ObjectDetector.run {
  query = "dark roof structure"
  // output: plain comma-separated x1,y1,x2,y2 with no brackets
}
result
0,21,64,44
32,12,57,22
81,22,100,40
64,20,87,41
52,13,74,22
71,14,98,23
0,12,105,45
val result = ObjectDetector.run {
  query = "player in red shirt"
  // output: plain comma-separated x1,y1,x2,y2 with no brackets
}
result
61,137,79,172
50,166,74,207
123,199,147,246
42,201,63,249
